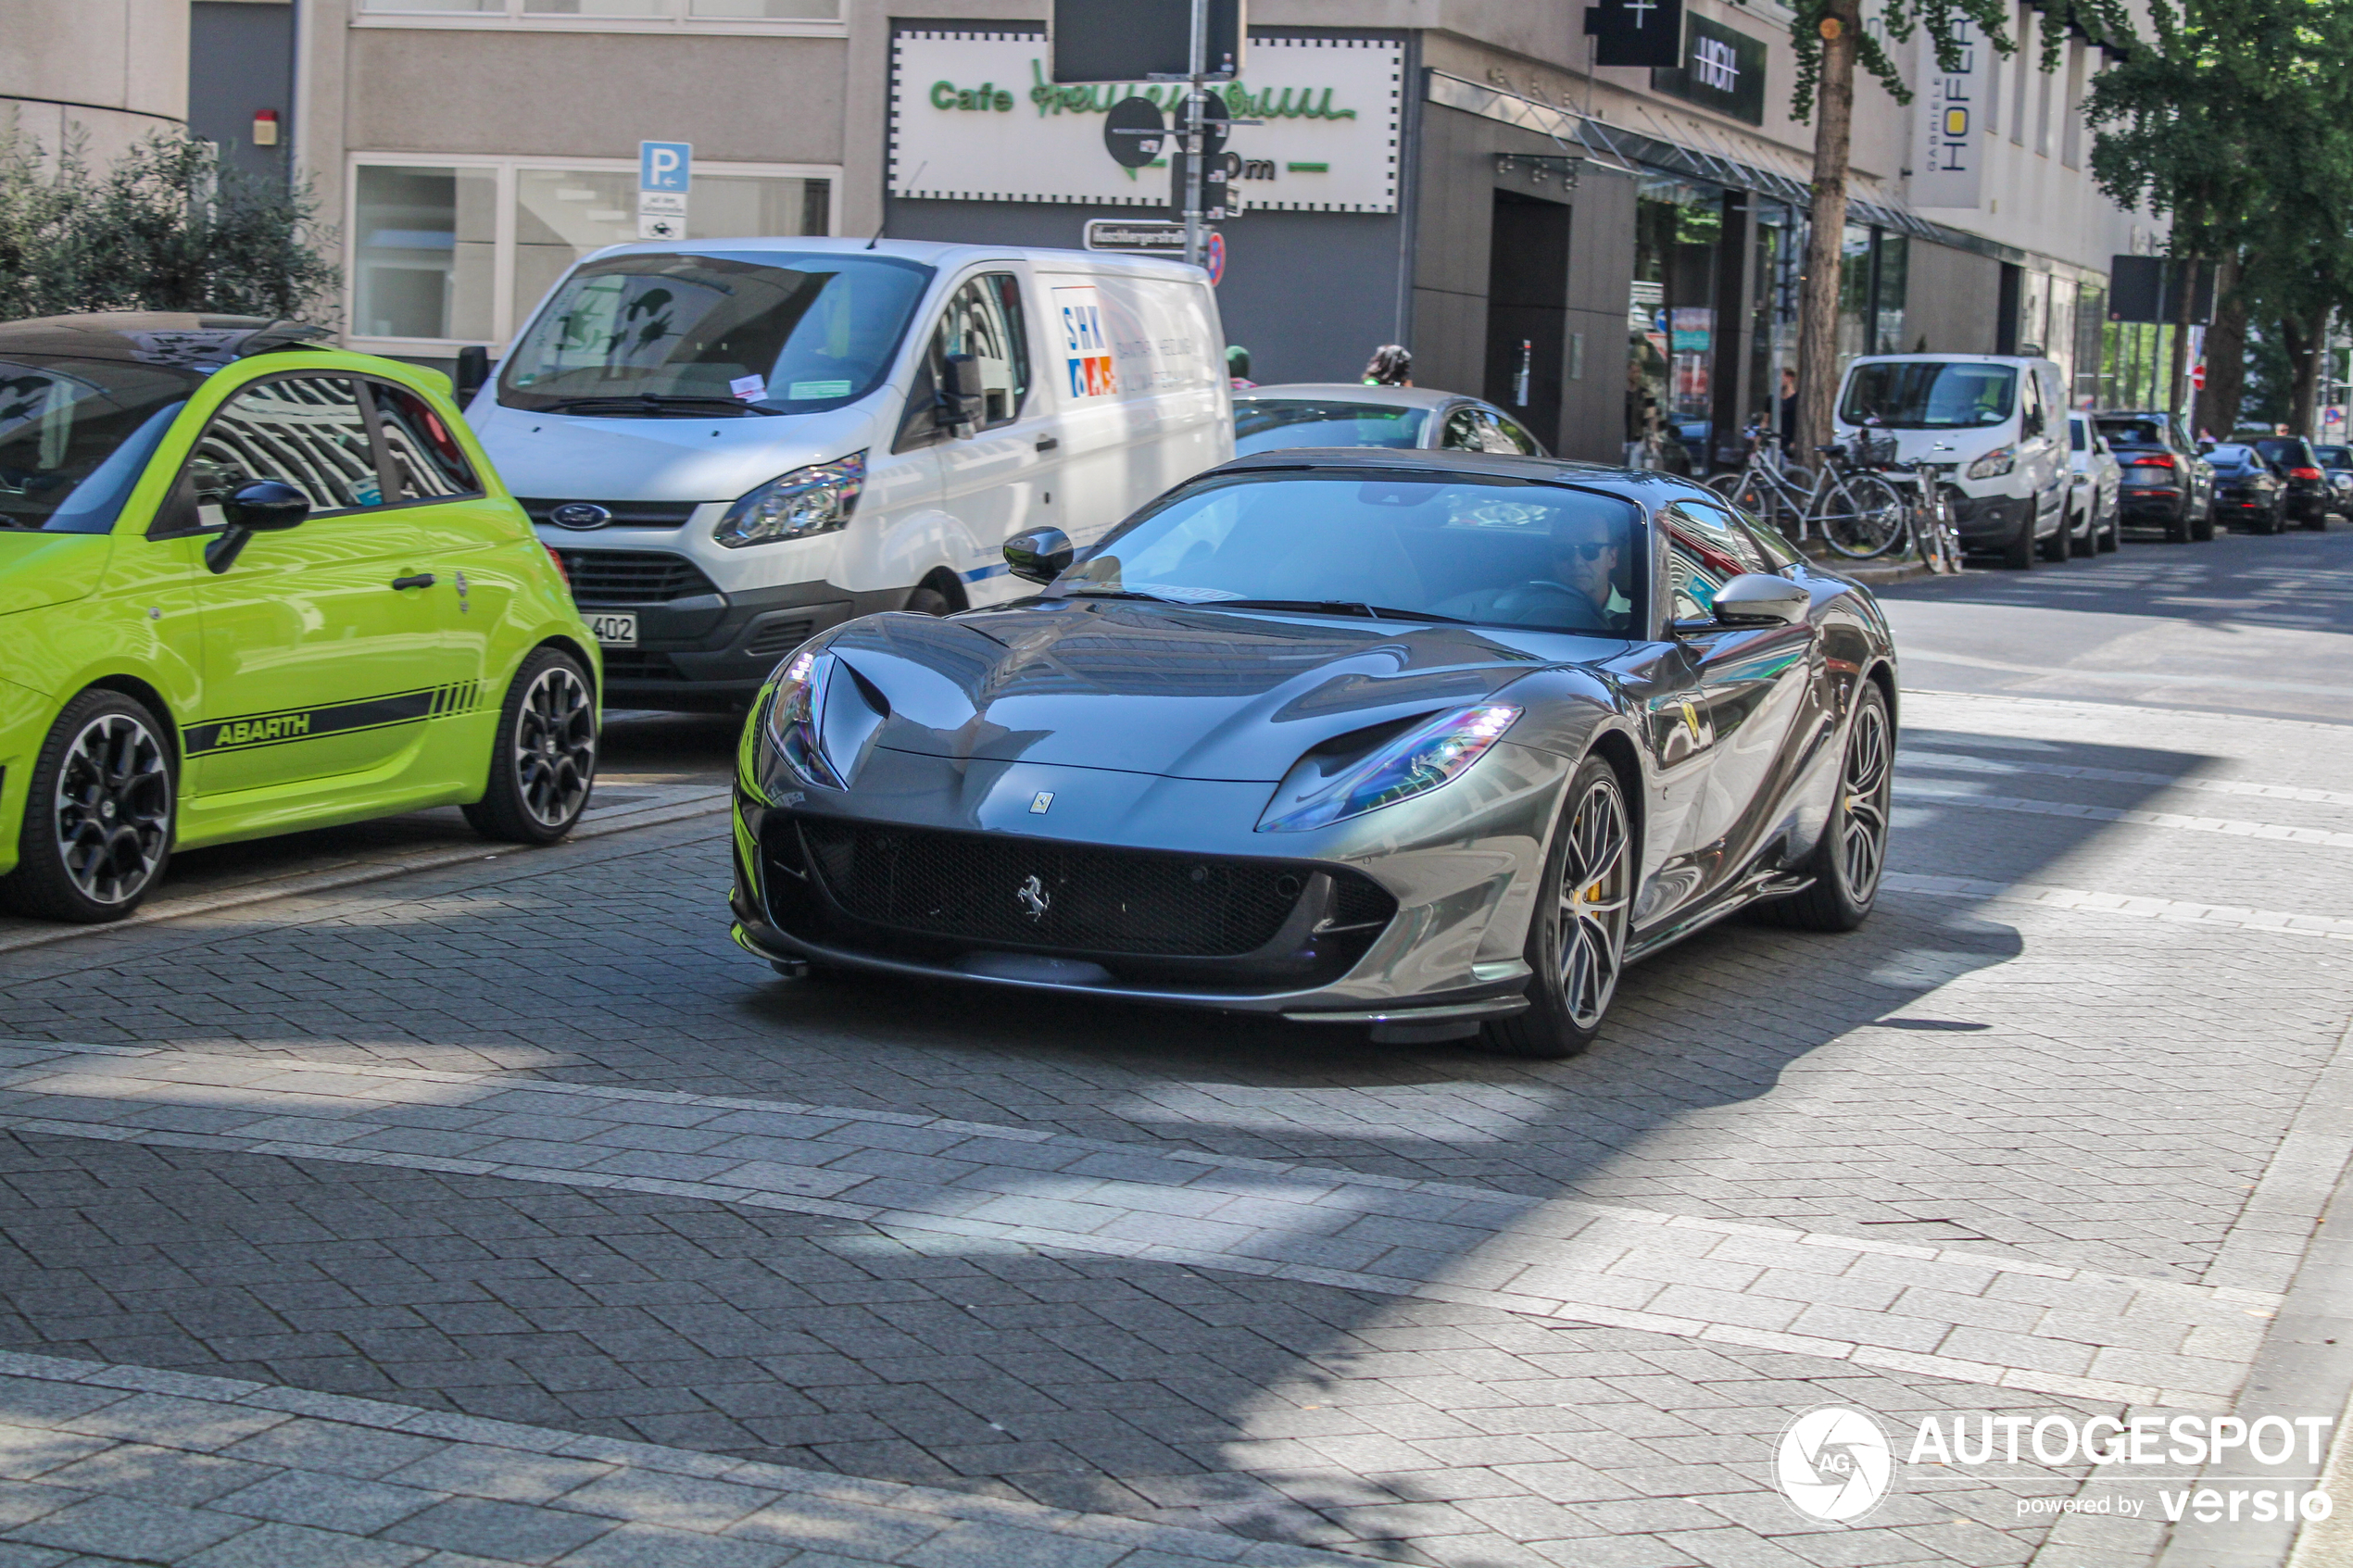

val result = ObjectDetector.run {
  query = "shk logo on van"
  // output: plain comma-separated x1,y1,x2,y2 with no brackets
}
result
185,684,480,755
1052,283,1117,398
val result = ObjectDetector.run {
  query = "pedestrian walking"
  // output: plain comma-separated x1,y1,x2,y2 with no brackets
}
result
1778,367,1798,453
1362,345,1413,387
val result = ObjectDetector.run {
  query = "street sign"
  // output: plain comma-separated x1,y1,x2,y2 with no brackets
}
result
1167,94,1234,218
1202,230,1226,286
2191,363,2207,391
638,141,691,240
1102,96,1166,169
1084,219,1187,253
1051,0,1244,82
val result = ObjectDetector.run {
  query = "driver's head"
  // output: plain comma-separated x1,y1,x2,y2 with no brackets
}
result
1553,511,1621,611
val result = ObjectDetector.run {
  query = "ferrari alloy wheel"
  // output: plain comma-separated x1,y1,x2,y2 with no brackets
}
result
1755,681,1893,932
465,648,598,845
1483,756,1632,1060
0,689,174,923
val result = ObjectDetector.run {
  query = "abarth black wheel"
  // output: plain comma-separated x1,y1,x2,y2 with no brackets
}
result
0,689,175,923
464,648,597,845
1481,755,1633,1060
1755,682,1893,932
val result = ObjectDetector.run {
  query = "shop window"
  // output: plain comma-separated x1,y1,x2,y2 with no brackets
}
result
352,166,496,342
361,0,842,19
1629,182,1724,469
350,159,835,350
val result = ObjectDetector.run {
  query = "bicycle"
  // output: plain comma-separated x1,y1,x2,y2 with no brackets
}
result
1881,458,1963,573
1706,424,1908,559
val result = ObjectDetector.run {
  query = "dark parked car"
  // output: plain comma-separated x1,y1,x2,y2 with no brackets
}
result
2311,444,2353,518
2095,410,2215,543
2250,437,2332,529
2201,445,2287,533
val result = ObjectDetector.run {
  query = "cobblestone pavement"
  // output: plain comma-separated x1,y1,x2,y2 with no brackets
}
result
3,540,2351,1565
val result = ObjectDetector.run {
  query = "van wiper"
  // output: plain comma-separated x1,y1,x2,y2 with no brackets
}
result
1210,598,1470,624
544,394,781,417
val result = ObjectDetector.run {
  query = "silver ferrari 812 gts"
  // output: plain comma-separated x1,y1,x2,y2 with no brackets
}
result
729,449,1897,1058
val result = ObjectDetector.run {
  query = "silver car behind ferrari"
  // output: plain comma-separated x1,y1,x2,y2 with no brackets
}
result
729,448,1897,1058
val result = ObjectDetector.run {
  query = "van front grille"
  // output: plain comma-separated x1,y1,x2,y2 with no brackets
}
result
551,549,720,607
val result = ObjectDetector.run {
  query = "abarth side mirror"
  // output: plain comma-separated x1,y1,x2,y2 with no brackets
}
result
206,480,309,573
1003,526,1075,584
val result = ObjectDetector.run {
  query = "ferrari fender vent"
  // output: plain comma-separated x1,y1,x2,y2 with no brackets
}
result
789,818,1393,960
549,549,720,607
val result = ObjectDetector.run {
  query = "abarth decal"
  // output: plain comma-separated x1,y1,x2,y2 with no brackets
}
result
185,682,481,756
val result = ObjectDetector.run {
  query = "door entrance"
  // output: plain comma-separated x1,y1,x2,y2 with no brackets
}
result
1484,190,1570,448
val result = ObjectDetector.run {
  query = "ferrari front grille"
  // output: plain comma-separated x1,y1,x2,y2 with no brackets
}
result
788,818,1391,960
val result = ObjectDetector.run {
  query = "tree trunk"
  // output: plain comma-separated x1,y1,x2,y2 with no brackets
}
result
2283,312,2322,436
2199,253,2246,437
1795,0,1861,457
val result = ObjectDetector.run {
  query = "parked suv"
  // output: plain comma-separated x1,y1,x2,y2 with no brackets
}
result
2250,436,2331,529
2095,410,2214,543
1834,354,2070,569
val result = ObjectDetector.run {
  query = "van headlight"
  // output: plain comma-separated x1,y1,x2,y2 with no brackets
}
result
714,451,865,547
1966,445,2017,481
762,649,843,788
1259,705,1520,833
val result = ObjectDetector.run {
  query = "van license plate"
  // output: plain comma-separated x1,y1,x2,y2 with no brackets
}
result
589,613,637,646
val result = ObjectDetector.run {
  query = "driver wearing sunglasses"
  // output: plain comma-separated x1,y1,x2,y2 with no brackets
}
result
1552,514,1629,626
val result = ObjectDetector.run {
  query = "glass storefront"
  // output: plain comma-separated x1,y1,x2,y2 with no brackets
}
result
347,157,836,350
1629,178,1725,470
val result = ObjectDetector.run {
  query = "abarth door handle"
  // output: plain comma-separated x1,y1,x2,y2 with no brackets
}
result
389,573,436,591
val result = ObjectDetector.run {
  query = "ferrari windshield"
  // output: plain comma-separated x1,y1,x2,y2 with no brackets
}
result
1060,473,1642,636
499,251,933,414
0,357,194,533
1235,399,1428,455
1841,362,2016,428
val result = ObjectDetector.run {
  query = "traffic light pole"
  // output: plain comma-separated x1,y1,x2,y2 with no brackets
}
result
1182,0,1208,269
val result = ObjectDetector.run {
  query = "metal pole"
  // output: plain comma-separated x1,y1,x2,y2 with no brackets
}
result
1183,0,1208,269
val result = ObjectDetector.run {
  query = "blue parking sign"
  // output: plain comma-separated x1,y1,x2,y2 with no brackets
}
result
639,141,692,194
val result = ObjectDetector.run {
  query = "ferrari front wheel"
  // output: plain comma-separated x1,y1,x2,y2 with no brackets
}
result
1482,755,1632,1060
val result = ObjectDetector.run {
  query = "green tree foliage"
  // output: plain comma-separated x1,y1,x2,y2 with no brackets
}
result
2085,0,2353,431
0,119,338,324
1781,0,2128,453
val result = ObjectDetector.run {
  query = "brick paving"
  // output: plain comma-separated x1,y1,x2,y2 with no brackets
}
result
0,686,2345,1564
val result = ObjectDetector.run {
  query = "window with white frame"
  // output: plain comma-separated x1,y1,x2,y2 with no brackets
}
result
358,0,841,23
346,157,837,350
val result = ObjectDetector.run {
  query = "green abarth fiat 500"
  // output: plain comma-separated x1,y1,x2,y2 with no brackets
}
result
0,313,602,923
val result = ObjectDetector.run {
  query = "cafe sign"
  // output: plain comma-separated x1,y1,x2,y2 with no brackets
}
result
889,31,1402,213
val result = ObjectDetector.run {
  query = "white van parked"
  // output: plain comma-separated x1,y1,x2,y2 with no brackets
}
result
1833,354,2070,569
469,239,1231,709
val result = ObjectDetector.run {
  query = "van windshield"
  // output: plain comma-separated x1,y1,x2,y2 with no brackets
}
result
0,358,194,533
498,251,934,416
1841,362,2017,428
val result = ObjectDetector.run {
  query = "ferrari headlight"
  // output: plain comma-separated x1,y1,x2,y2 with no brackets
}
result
761,648,843,788
1258,705,1520,833
714,451,865,547
1966,445,2017,481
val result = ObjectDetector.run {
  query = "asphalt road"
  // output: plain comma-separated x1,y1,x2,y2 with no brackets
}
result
2,522,2350,1568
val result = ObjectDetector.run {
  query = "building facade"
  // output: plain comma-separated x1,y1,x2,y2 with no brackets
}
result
271,0,2163,464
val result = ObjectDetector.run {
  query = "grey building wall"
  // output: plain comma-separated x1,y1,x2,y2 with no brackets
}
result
190,1,294,184
1905,240,2005,356
1410,99,1635,464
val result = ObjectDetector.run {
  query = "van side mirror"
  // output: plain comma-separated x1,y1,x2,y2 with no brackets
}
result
941,353,986,433
1003,526,1075,584
206,480,308,573
454,345,491,403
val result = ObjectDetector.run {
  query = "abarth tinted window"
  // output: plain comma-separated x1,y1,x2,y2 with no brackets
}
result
187,376,383,526
372,383,481,500
0,358,193,533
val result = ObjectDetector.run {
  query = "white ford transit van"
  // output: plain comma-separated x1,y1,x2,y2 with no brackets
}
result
1833,354,2070,569
469,239,1232,709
